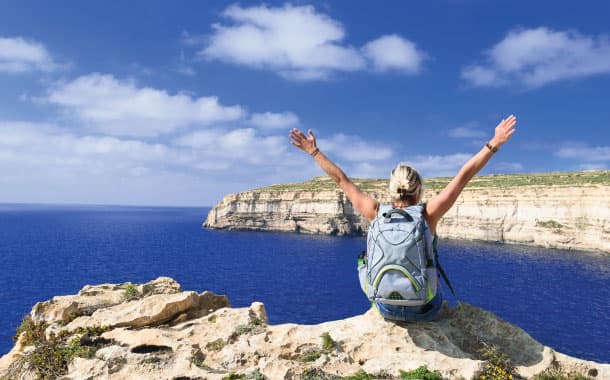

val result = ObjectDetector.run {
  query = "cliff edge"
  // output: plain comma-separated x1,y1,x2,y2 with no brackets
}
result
1,277,607,379
205,171,610,253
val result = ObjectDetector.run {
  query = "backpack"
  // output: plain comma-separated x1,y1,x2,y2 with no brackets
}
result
358,204,454,306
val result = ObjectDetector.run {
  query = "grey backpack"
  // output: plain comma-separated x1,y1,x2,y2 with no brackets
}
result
358,204,452,306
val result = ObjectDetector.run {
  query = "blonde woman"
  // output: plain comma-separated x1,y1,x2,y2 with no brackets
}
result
289,115,517,321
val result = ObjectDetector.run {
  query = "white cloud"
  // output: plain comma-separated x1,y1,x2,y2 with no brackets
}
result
0,122,173,165
556,145,610,162
402,153,472,178
44,73,245,137
249,111,299,129
447,123,486,139
362,34,425,73
0,36,60,73
462,27,610,88
173,127,287,165
0,121,300,204
198,4,424,80
318,133,393,163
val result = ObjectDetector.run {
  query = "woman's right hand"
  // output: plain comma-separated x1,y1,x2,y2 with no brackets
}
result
289,128,318,155
490,114,517,147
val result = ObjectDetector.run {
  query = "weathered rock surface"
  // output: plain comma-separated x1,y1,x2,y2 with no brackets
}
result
1,278,607,380
31,276,183,324
205,172,610,253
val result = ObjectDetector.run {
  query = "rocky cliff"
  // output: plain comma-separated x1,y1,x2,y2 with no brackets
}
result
1,277,607,380
205,171,610,253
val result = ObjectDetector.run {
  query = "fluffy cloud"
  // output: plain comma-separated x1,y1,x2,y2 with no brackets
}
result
198,4,425,80
462,27,610,88
173,128,288,165
249,111,299,129
401,153,472,178
318,133,393,163
362,35,424,73
1,120,393,205
44,74,246,137
0,36,59,73
0,122,174,169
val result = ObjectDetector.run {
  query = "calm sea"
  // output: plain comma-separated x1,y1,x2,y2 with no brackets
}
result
0,205,608,362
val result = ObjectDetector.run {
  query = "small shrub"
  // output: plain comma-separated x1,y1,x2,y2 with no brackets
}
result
75,325,110,337
9,331,101,380
235,324,251,335
476,344,516,380
343,369,379,380
536,220,565,234
206,338,225,351
222,373,246,380
301,351,322,362
190,344,206,368
301,368,339,380
531,365,594,380
400,366,443,380
230,316,266,341
59,312,84,326
320,332,335,351
122,283,140,300
14,316,47,346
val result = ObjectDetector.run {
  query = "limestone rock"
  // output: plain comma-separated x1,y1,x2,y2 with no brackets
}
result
205,173,610,253
60,289,229,332
2,277,608,380
30,276,182,324
64,291,200,330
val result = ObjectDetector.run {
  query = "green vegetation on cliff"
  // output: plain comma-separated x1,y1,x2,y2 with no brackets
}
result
257,171,609,194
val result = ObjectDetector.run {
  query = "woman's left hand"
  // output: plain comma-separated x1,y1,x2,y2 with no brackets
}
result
289,128,318,155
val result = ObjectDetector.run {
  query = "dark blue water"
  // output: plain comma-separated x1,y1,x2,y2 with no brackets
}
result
0,205,608,363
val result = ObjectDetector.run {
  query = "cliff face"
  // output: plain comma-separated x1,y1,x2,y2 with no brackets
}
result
2,278,607,380
204,172,610,253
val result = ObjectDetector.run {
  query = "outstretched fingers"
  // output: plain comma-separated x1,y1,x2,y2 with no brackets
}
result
290,128,317,153
494,115,517,145
290,128,305,145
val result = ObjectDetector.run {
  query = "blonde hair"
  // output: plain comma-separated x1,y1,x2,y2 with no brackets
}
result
389,164,423,205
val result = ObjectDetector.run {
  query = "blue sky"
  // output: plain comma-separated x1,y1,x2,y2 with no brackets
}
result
1,1,609,206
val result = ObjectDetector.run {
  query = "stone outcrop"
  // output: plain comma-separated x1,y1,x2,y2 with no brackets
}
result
1,278,607,379
205,172,610,253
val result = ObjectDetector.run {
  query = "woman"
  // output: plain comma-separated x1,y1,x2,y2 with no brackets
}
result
289,115,517,321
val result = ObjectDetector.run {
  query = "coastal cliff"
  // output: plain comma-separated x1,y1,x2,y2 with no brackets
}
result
1,277,607,379
205,171,610,253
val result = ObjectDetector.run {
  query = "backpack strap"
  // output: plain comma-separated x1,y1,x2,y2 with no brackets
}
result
421,203,457,298
433,235,456,297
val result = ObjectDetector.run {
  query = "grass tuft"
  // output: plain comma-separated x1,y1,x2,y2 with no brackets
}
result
122,283,140,301
400,366,444,380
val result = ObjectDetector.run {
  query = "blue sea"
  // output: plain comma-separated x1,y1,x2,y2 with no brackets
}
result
0,205,608,363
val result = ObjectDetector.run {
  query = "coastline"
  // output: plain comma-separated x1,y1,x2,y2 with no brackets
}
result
204,171,610,254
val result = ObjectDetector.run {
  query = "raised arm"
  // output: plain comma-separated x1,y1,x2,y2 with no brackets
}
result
426,115,517,234
290,128,379,221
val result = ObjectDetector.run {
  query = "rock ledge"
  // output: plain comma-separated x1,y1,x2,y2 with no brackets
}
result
1,277,607,379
